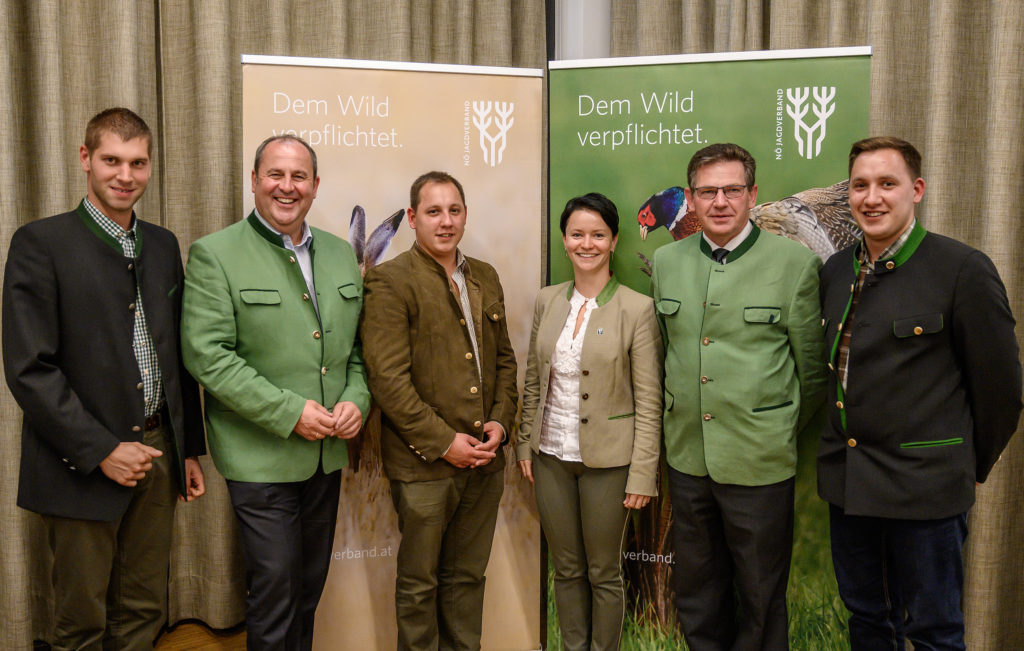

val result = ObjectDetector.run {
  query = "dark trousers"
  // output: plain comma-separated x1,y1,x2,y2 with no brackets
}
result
226,466,341,651
44,424,177,651
829,504,968,651
668,467,794,651
533,452,630,651
389,469,504,651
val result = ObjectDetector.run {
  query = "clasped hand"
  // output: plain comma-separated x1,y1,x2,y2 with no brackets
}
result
443,421,503,468
294,399,363,440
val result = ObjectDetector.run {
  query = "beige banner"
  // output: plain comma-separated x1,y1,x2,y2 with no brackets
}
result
242,56,543,650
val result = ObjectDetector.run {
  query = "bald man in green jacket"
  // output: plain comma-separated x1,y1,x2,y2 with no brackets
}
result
182,135,369,651
651,143,826,651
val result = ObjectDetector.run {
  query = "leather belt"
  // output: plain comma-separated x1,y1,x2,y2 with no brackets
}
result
144,406,167,431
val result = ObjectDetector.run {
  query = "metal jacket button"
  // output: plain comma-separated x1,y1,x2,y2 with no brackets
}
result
848,438,857,447
703,413,711,421
313,331,321,339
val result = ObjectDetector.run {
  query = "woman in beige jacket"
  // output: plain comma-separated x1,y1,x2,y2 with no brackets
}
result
517,193,663,651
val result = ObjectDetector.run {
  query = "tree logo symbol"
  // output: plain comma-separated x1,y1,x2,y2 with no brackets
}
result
472,101,515,167
786,87,836,159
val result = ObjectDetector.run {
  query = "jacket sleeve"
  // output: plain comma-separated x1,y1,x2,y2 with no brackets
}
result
171,239,206,457
486,272,519,438
339,333,372,423
180,239,306,438
361,266,458,462
788,252,827,433
625,299,664,496
953,250,1023,482
2,226,120,473
515,292,546,462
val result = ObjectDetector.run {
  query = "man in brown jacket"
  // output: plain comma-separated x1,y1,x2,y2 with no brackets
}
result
362,171,518,650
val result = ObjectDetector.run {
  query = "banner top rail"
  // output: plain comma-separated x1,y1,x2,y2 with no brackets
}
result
548,46,871,70
241,54,543,78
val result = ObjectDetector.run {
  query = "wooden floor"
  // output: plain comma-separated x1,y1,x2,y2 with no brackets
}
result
155,621,246,650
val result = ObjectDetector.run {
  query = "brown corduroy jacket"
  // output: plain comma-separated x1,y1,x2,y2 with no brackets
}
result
361,243,518,482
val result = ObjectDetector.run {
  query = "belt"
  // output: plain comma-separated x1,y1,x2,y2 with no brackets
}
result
145,405,168,431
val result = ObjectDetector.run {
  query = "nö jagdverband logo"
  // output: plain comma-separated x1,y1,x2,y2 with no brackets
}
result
463,100,515,167
775,86,836,160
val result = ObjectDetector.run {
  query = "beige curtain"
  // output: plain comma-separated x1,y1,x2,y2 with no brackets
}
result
613,1,1024,648
0,1,544,649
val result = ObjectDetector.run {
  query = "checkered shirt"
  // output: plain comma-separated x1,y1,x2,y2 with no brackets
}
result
837,221,916,390
83,198,164,416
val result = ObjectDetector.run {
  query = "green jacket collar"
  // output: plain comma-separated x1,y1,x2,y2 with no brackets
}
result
76,200,142,255
246,210,318,254
698,223,760,263
564,274,620,307
854,220,926,275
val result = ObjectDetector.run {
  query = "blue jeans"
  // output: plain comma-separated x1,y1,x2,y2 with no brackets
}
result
829,504,968,651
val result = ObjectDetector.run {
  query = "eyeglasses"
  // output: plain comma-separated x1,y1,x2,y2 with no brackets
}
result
692,185,749,201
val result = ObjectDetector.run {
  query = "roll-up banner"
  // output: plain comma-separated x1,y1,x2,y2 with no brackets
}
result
548,47,870,644
242,55,543,650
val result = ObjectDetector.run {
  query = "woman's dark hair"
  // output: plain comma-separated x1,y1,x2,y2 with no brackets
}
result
559,193,619,236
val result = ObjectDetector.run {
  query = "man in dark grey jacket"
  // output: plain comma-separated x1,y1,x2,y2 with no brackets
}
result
819,136,1022,650
3,108,205,650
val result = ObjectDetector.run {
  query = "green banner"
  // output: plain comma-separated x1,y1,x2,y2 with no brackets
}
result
550,48,870,290
548,48,870,648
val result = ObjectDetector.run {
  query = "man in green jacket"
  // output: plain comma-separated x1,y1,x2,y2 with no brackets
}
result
182,135,370,651
651,143,826,650
362,171,518,650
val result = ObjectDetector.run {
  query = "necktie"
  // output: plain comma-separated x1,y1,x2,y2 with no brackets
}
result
712,248,728,264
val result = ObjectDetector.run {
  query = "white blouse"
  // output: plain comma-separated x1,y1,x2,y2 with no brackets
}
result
538,288,596,462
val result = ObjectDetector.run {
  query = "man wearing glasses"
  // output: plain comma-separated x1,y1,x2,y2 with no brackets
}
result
651,143,826,650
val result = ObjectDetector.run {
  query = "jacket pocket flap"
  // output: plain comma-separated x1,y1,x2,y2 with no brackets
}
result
485,301,505,321
656,298,681,315
240,289,281,305
744,306,781,323
893,313,943,338
338,283,361,299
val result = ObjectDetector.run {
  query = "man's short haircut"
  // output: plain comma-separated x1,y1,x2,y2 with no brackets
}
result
84,108,152,156
410,171,466,209
848,136,922,179
686,143,756,189
559,192,620,236
253,134,318,179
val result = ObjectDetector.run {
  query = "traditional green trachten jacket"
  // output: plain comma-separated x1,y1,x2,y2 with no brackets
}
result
181,213,370,482
651,225,826,486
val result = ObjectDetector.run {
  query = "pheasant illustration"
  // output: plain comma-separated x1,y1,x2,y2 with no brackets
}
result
349,205,405,274
637,186,698,241
636,179,859,263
